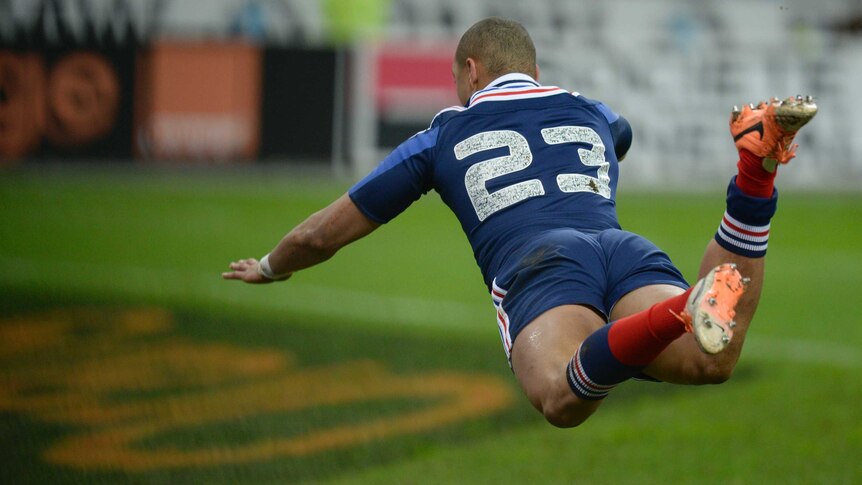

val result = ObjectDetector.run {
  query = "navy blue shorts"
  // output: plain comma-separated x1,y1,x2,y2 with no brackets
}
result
490,228,688,362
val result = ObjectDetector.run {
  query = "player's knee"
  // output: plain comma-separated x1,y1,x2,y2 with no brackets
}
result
704,363,735,384
543,409,588,428
689,359,735,384
540,397,597,428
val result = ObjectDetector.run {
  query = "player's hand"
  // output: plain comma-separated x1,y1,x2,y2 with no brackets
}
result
222,258,286,284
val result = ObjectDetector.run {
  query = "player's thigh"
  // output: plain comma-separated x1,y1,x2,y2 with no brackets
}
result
610,283,685,321
611,283,722,384
511,304,606,419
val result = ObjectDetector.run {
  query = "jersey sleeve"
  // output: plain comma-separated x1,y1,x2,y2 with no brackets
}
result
592,101,633,161
348,127,438,224
610,115,632,161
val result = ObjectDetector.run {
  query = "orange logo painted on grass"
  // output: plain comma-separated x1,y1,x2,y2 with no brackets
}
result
0,308,514,470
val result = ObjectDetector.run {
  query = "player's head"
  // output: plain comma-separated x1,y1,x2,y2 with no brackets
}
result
453,17,538,105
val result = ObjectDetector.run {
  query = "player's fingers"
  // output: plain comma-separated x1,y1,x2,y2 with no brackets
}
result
222,271,240,279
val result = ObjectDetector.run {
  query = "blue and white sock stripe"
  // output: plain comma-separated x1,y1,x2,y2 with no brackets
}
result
721,212,770,241
567,346,615,401
716,210,770,257
716,178,778,258
490,279,513,364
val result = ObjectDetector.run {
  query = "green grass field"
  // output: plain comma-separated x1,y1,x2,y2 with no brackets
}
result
1,168,860,484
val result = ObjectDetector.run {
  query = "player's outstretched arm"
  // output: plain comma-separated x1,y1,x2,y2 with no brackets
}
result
222,193,380,284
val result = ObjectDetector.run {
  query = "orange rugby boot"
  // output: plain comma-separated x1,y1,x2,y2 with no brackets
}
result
676,263,748,354
730,95,818,173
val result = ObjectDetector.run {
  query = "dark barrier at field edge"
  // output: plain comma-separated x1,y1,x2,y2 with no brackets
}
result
259,48,336,162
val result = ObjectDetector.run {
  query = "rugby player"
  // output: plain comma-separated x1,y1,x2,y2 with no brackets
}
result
224,17,817,427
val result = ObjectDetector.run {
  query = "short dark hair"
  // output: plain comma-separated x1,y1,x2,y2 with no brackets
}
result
455,17,537,79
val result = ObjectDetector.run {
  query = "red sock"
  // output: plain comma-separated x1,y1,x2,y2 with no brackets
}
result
735,149,776,198
606,289,692,366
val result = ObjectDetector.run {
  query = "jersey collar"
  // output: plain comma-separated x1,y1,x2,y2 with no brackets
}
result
467,73,541,107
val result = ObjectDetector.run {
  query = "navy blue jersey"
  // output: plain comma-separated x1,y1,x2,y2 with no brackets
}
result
349,74,633,288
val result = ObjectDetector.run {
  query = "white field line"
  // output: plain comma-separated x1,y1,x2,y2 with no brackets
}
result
1,257,859,370
743,338,862,370
0,257,488,332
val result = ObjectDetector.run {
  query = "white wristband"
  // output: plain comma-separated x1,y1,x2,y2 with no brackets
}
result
257,254,291,281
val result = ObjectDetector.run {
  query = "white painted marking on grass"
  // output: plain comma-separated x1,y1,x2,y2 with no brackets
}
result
2,257,860,369
744,337,861,370
0,257,488,333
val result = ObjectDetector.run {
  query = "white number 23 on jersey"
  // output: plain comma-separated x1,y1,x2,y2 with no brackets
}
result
454,127,611,221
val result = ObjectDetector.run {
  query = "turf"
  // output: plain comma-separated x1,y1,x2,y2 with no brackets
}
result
0,169,860,484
